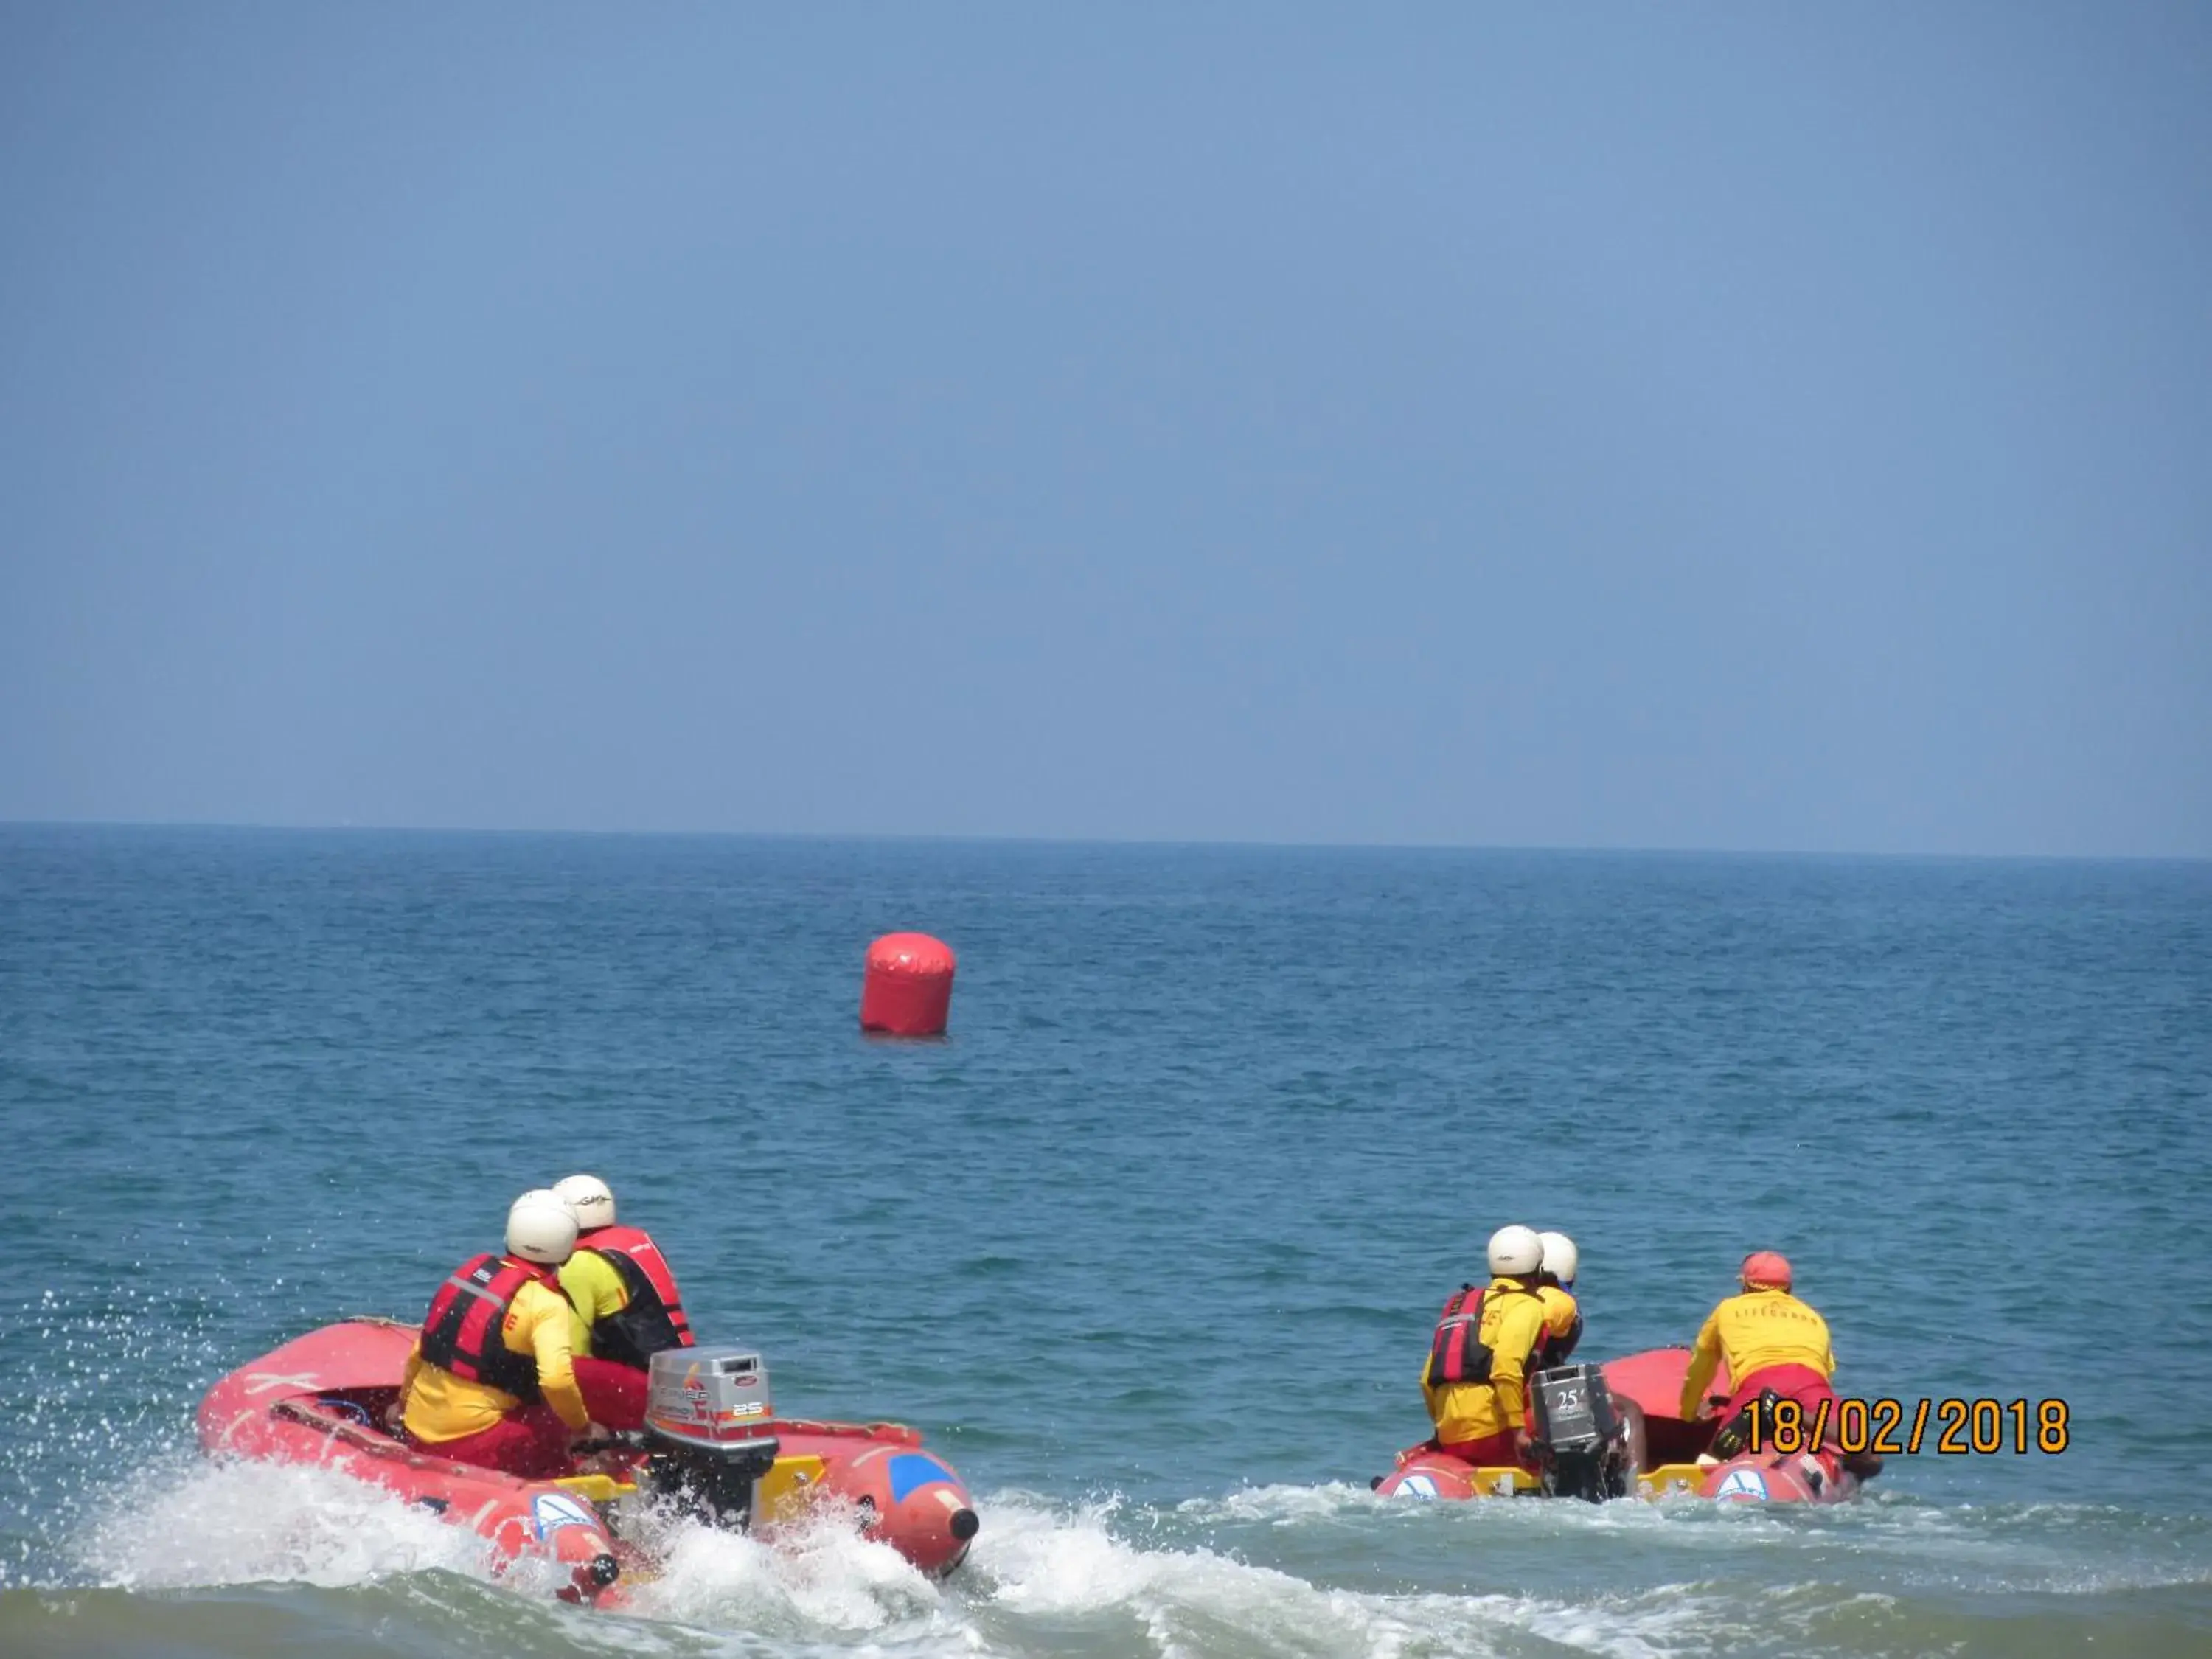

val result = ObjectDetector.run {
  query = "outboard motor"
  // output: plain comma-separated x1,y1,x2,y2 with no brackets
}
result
639,1346,781,1528
1531,1363,1631,1502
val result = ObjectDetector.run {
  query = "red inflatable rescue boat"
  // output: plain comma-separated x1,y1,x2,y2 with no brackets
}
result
198,1319,980,1604
1373,1349,1872,1506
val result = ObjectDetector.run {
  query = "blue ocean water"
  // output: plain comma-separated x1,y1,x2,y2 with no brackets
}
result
2,826,2208,1657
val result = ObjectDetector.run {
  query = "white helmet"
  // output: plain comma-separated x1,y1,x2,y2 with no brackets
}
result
1539,1231,1579,1285
553,1173,616,1231
507,1188,579,1265
1487,1224,1544,1277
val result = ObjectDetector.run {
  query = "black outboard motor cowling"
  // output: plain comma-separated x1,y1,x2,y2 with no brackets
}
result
1531,1363,1631,1502
639,1346,781,1527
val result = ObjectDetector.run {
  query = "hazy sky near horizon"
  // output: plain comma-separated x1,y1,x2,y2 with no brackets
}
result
3,4,2207,856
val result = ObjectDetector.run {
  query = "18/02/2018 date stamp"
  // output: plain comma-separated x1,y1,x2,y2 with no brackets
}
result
1744,1397,2071,1455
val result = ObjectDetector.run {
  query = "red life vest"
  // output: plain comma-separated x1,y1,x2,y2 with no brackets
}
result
1427,1282,1540,1386
577,1224,693,1370
418,1253,563,1402
1428,1285,1494,1385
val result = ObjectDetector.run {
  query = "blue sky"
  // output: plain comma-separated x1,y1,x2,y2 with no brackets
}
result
2,4,2206,855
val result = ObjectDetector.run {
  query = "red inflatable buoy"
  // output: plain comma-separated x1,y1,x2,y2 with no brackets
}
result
861,933,956,1036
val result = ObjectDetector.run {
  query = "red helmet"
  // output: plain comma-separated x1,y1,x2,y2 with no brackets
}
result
1741,1251,1793,1290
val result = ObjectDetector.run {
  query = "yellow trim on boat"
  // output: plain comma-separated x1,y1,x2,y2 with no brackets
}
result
552,1472,638,1503
1453,1461,1705,1498
1464,1466,1543,1495
552,1449,832,1517
1636,1463,1705,1498
757,1453,828,1521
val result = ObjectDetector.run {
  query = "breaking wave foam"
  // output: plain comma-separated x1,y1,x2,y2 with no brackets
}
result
15,1460,2212,1657
72,1455,490,1591
623,1498,949,1637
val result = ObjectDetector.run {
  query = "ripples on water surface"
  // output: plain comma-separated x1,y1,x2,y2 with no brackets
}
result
2,828,2208,1655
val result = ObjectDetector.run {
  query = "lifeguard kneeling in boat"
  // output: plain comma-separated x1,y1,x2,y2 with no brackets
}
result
398,1189,606,1478
1681,1251,1850,1468
551,1173,695,1432
1420,1225,1551,1468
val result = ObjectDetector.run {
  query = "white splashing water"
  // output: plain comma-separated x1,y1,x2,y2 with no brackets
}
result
622,1497,947,1636
41,1456,2203,1658
959,1491,1692,1658
73,1455,490,1590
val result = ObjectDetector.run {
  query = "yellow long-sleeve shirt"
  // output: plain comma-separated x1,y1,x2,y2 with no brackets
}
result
557,1247,632,1358
401,1276,590,1443
1680,1289,1835,1417
1537,1284,1579,1347
1421,1278,1548,1445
